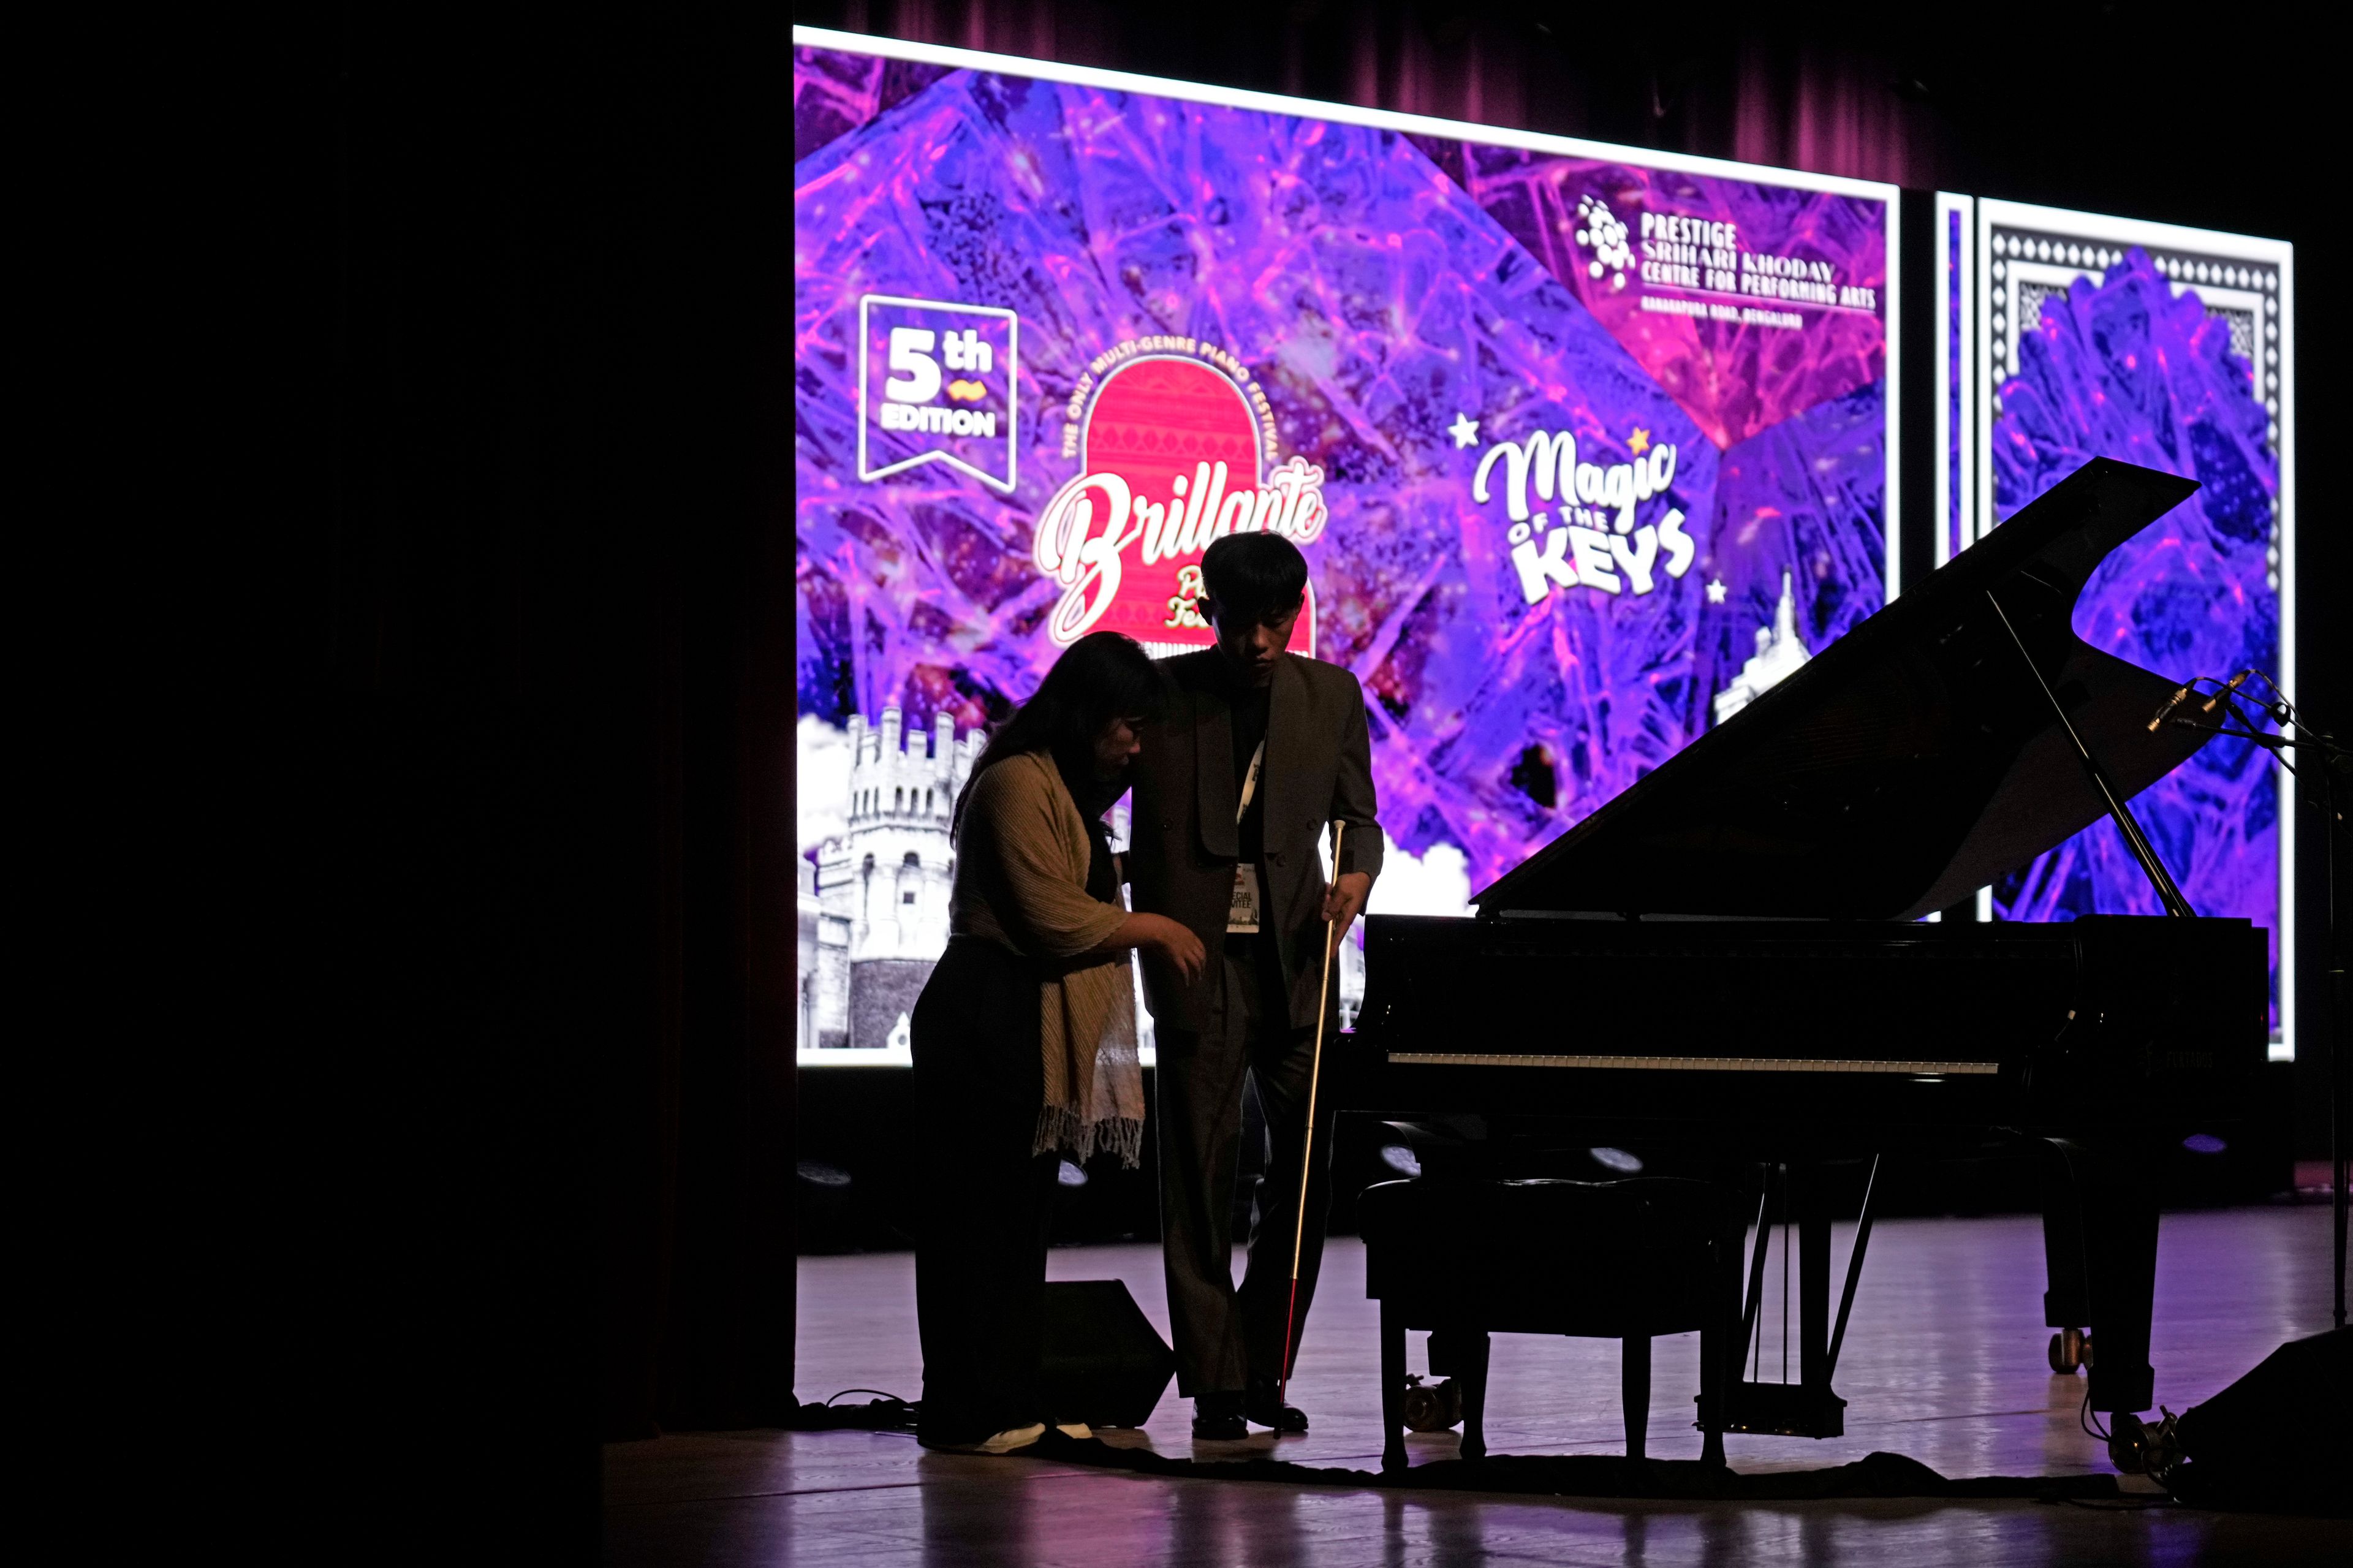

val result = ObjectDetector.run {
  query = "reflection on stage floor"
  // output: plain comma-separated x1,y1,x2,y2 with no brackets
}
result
605,1206,2346,1566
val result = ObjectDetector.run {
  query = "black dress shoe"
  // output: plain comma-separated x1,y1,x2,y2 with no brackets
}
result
1246,1384,1309,1433
1192,1392,1248,1440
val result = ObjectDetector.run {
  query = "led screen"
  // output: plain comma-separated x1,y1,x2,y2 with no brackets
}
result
1947,200,2297,1056
794,28,1898,1059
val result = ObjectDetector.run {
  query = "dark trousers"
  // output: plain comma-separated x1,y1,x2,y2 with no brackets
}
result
1156,934,1336,1399
911,939,1059,1443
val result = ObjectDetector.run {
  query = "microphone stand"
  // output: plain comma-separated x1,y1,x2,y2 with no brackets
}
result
2303,728,2346,1333
2162,684,2349,1329
2332,736,2346,1332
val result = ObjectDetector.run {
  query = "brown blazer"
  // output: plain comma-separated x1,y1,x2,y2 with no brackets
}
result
1127,650,1382,1033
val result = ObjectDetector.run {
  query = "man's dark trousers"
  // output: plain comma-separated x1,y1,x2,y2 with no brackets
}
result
1155,931,1337,1398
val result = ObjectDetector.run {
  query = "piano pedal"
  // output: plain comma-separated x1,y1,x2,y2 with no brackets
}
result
2047,1327,2094,1375
2106,1407,2182,1480
1400,1374,1463,1433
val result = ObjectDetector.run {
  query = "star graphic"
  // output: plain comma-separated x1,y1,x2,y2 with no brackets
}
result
1448,412,1481,450
1628,427,1651,455
1705,578,1727,604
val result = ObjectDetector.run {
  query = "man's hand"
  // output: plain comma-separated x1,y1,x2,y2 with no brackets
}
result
1320,870,1373,955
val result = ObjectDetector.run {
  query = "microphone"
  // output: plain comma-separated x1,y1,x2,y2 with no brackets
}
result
2195,669,2255,723
2150,670,2254,732
2148,682,2202,732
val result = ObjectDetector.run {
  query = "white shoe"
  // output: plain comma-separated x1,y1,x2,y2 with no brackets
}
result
968,1423,1047,1455
1053,1422,1093,1440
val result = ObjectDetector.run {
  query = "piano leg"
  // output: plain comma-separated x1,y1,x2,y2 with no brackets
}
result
1379,1301,1407,1472
1697,1196,1739,1468
1621,1335,1651,1461
2042,1138,2161,1415
1449,1329,1491,1461
1796,1165,1833,1403
2039,1140,2091,1335
1713,1165,1849,1438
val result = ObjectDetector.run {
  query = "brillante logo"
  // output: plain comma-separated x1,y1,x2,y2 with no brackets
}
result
1031,348,1327,651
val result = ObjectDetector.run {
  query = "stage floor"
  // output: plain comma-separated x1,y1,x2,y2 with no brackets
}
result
605,1206,2347,1564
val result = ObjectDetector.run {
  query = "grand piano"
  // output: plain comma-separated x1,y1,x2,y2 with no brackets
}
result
1340,456,2271,1445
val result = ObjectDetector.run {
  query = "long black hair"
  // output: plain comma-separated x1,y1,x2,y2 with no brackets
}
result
956,631,1164,835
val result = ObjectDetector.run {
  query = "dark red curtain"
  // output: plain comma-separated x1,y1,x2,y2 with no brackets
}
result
800,0,2347,248
810,0,1953,189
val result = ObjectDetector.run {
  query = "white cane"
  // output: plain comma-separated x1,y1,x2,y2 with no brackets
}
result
1277,819,1346,1419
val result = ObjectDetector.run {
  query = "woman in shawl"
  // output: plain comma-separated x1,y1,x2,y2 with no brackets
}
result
912,631,1207,1453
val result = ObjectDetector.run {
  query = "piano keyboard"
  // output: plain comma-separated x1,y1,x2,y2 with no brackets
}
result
1385,1051,2001,1075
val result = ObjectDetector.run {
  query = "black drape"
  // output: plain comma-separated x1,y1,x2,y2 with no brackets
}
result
245,7,785,1559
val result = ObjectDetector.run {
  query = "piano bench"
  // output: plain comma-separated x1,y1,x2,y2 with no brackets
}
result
1357,1176,1732,1472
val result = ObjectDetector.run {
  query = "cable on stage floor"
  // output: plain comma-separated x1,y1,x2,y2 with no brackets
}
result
991,1430,2131,1504
780,1392,919,1431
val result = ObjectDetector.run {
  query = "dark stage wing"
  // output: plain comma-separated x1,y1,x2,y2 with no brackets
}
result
1475,457,2208,922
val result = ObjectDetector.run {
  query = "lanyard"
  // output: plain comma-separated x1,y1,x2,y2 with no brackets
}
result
1228,738,1269,935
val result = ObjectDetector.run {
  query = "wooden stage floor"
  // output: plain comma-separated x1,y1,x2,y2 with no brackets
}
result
605,1206,2347,1564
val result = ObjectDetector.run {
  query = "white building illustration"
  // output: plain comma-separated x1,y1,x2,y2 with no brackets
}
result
1712,570,1811,727
793,700,1365,1058
803,707,979,1051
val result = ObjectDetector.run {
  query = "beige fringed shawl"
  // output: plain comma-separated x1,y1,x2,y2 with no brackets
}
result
950,751,1145,1167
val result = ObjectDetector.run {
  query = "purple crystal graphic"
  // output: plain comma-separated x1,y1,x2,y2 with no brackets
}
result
793,45,952,164
1988,251,2281,1029
1452,143,1888,449
795,48,1890,898
1690,382,1885,736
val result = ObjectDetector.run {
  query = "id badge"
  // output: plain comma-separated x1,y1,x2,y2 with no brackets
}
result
1226,862,1262,934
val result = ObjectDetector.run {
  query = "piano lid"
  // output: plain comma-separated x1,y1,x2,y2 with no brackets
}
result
1476,458,2212,922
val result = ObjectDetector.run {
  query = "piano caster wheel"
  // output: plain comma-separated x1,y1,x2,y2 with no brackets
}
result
2048,1327,2093,1374
1401,1374,1463,1433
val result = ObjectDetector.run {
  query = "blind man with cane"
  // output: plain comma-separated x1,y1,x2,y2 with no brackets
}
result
1126,533,1382,1441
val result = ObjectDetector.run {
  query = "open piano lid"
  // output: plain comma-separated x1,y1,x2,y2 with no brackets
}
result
1476,458,2211,923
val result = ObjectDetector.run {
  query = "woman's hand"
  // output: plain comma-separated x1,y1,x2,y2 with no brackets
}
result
1142,914,1207,984
1091,912,1207,983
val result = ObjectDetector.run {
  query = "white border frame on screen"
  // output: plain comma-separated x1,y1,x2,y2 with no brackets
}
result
1970,198,2297,1062
794,26,1905,1068
1933,193,1975,572
1931,194,1993,924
